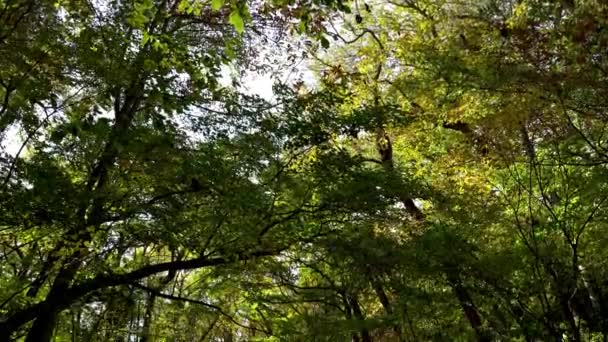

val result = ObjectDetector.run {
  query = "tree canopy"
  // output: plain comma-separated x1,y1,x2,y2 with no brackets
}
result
2,0,608,341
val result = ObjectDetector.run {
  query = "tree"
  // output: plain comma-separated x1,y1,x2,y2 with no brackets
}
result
298,0,608,340
4,0,608,341
0,0,347,340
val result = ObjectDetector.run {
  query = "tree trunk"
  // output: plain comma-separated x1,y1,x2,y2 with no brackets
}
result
342,292,361,342
560,296,581,342
446,271,489,342
24,258,82,342
71,308,81,342
20,115,134,341
140,292,157,342
350,295,372,342
368,273,403,340
23,312,58,342
372,124,424,220
141,258,179,342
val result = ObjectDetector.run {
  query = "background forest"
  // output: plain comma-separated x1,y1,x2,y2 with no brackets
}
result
1,0,608,341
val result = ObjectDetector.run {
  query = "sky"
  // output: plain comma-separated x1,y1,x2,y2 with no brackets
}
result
3,126,21,157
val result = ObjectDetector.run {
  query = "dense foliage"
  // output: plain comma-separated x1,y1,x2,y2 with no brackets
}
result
2,0,608,341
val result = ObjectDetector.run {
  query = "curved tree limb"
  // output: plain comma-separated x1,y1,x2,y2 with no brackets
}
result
0,247,287,337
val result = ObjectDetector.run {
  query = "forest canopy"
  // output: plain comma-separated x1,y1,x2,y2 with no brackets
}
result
1,0,608,341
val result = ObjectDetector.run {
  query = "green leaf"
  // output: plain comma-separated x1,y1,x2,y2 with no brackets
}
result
211,0,224,11
143,59,156,71
229,10,244,33
320,36,330,49
142,31,150,46
225,45,236,59
152,39,162,51
177,0,189,13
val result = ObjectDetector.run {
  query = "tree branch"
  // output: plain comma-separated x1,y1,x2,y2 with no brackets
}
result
0,248,286,335
130,282,270,335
